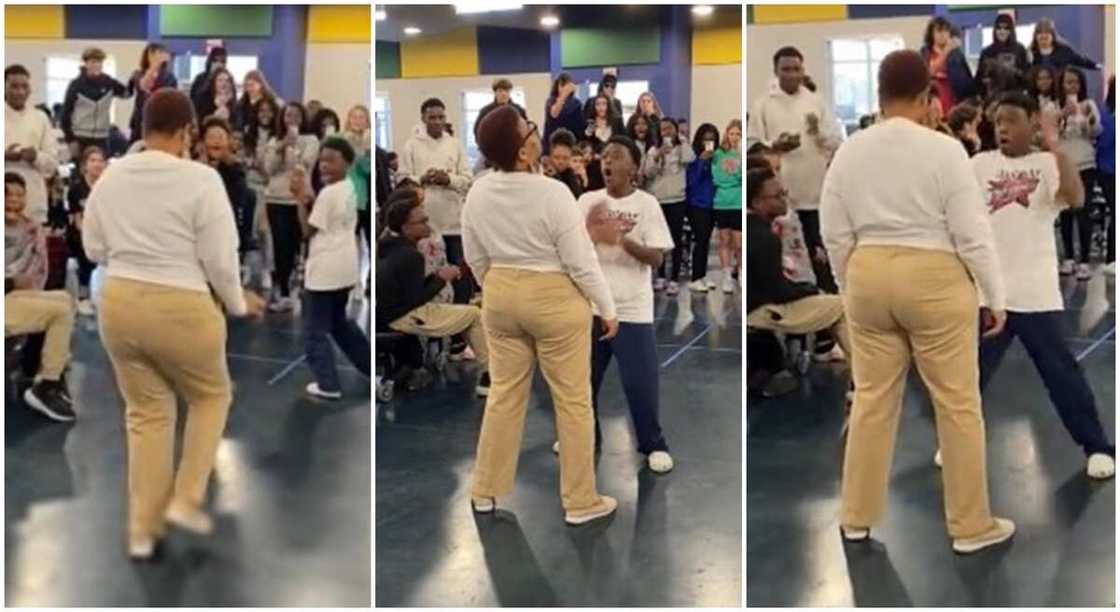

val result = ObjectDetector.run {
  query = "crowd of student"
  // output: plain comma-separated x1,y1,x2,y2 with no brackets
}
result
5,43,374,426
746,12,1115,553
374,74,741,482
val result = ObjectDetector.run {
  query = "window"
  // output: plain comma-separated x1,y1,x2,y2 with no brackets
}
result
829,36,904,130
462,87,526,167
177,54,259,97
45,55,119,115
963,22,1036,73
614,80,650,125
374,94,391,150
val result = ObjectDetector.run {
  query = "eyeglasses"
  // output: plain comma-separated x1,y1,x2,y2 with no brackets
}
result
519,120,539,149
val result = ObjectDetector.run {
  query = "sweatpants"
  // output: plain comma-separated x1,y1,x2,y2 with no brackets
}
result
590,318,668,455
687,206,714,282
656,201,686,282
304,287,372,393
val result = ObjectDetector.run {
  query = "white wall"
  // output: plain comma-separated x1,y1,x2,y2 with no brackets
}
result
5,39,147,130
376,72,551,153
690,63,742,134
304,43,371,116
746,17,927,108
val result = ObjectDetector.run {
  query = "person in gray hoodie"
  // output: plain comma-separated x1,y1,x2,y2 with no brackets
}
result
642,116,694,296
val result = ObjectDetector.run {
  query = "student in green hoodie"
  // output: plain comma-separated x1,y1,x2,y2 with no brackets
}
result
712,118,742,294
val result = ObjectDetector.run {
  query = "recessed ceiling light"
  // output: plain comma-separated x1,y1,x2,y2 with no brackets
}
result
692,5,714,17
403,26,422,36
375,10,386,21
540,15,559,28
454,2,522,15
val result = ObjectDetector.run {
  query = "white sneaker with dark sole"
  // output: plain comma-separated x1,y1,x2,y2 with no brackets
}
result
129,537,157,560
165,504,214,535
565,495,618,526
840,525,871,542
306,383,342,400
952,517,1015,554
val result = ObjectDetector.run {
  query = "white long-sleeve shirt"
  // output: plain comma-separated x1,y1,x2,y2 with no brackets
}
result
5,103,59,224
461,171,617,320
399,128,471,235
819,117,1006,311
82,150,246,315
747,80,842,211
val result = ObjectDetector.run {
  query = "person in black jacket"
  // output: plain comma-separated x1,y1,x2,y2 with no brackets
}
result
1030,18,1102,75
375,190,491,396
582,73,624,123
189,47,227,114
199,117,256,257
546,128,584,198
60,47,127,159
978,14,1030,78
744,164,851,360
472,78,528,139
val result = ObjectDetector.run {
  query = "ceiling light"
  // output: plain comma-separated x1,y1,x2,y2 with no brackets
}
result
540,15,559,28
692,5,714,17
375,10,386,21
454,2,523,15
403,26,422,36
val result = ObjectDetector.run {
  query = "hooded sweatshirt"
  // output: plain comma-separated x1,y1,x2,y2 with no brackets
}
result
375,233,447,328
398,127,471,235
747,80,842,211
81,150,246,316
60,69,128,141
5,103,59,225
642,140,696,204
978,15,1030,75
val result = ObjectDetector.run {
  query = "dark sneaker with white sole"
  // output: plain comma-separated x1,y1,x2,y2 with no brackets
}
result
24,381,76,422
476,371,490,397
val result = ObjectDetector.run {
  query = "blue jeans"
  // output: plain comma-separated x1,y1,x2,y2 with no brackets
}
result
979,311,1114,457
590,318,669,455
304,288,371,393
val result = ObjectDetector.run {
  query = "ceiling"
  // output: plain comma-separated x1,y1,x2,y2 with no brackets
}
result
374,4,737,42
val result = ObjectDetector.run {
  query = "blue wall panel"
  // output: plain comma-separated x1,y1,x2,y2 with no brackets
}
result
477,26,550,75
849,5,935,20
66,5,148,40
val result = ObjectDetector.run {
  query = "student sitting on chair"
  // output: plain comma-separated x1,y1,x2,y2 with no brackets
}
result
4,172,76,422
375,188,491,397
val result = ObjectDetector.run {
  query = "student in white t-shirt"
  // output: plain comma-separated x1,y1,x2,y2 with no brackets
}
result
294,138,371,400
967,91,1114,479
571,135,675,473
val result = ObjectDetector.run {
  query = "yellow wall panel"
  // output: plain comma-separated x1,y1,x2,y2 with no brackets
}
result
692,26,742,65
400,27,479,78
307,5,371,43
753,4,847,25
5,6,64,39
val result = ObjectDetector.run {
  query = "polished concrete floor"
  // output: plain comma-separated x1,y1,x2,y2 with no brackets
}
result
376,277,743,607
6,295,372,607
747,269,1115,607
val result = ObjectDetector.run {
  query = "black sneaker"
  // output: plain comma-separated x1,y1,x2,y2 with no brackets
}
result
475,371,491,398
24,380,76,422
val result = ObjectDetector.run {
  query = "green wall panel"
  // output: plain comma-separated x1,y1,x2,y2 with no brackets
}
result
376,40,401,80
561,27,661,68
160,6,273,37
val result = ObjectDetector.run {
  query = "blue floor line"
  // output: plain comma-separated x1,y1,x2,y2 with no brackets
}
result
660,325,712,369
268,356,307,386
1075,326,1116,362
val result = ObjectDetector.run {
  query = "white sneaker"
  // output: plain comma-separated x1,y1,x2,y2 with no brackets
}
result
687,279,708,293
76,298,95,317
653,278,667,291
1087,453,1115,479
165,503,214,535
1076,263,1092,280
952,517,1015,554
306,382,342,400
552,440,560,455
722,275,736,294
471,496,495,513
268,296,295,313
934,449,943,468
665,281,680,296
261,274,273,291
840,525,870,541
128,537,156,560
705,279,718,290
648,451,674,473
564,495,618,525
1104,262,1117,275
1060,259,1076,275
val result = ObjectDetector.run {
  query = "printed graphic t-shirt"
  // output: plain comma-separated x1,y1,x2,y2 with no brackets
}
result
577,188,674,323
971,149,1063,312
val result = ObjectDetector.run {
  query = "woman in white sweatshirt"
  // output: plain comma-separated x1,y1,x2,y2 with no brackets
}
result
263,101,319,312
82,89,265,560
464,105,621,526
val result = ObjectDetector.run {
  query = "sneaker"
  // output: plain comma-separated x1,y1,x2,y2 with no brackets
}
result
666,281,680,296
564,495,618,526
267,296,294,313
476,371,490,398
1087,453,1116,479
934,448,943,468
1076,263,1092,281
165,502,214,535
687,279,708,293
552,440,560,455
1060,259,1075,275
840,525,871,542
1104,262,1116,276
128,537,157,560
648,451,674,473
653,278,667,291
306,382,342,400
722,275,736,294
76,298,95,317
705,279,718,290
24,381,76,422
471,496,495,513
952,517,1015,554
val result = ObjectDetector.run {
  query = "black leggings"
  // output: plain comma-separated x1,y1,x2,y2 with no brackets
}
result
1102,171,1115,263
1059,168,1098,263
657,201,686,282
267,203,303,297
687,206,714,281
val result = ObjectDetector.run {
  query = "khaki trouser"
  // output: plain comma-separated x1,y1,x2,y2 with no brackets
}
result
471,268,609,514
746,294,851,357
98,277,232,544
4,290,74,380
840,246,994,539
389,302,490,369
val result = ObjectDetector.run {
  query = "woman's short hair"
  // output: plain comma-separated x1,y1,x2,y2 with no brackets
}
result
143,88,195,137
384,189,421,233
878,50,931,103
476,105,525,172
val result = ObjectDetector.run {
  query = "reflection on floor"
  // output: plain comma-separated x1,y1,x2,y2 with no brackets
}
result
6,301,372,607
747,269,1115,607
376,279,743,607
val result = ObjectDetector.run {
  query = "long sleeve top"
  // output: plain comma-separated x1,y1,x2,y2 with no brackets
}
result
398,129,472,235
5,103,59,224
642,142,696,204
263,133,320,204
